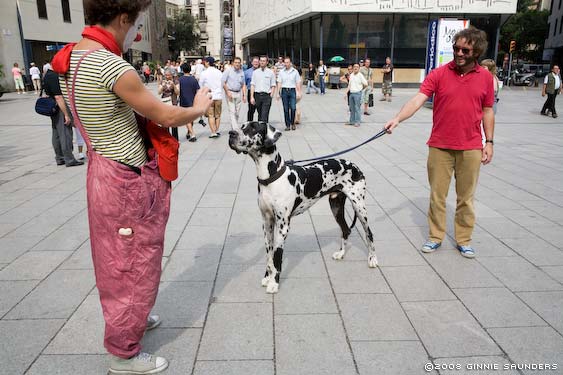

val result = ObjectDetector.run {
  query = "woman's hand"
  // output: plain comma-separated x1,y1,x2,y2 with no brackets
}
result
192,87,213,116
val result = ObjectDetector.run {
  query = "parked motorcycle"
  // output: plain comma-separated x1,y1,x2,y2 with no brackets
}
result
508,69,536,87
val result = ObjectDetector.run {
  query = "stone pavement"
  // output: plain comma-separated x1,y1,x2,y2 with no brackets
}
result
0,84,562,375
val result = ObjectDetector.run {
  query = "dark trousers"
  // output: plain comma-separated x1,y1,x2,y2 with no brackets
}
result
255,93,272,123
170,127,179,140
247,89,257,121
541,92,558,115
281,88,296,128
319,75,326,94
51,110,76,165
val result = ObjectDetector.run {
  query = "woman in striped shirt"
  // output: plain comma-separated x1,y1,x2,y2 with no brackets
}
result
52,1,212,374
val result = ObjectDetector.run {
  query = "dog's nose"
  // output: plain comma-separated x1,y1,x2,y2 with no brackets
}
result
229,130,238,137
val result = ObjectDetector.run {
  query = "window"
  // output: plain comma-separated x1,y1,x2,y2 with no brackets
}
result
311,17,320,63
61,0,71,22
555,19,559,37
37,0,48,19
560,16,563,34
358,14,392,66
322,14,358,65
394,14,428,68
199,7,206,19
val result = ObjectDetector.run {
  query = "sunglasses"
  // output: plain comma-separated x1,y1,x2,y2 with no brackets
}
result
452,45,473,55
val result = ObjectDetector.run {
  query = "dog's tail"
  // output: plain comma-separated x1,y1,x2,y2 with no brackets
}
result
349,211,358,229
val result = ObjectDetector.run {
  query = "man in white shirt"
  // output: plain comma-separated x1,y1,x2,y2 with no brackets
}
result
222,57,247,130
346,63,368,127
541,65,562,119
194,59,205,80
318,59,327,94
29,62,42,94
199,56,224,138
250,55,277,123
276,57,302,131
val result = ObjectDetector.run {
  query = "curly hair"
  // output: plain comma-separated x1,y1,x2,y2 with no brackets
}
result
84,0,152,26
453,27,488,59
480,59,497,75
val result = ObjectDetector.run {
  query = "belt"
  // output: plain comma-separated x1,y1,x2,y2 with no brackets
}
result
229,89,241,92
255,92,270,95
281,87,296,90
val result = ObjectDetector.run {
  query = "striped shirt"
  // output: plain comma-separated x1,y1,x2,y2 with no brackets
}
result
60,50,147,167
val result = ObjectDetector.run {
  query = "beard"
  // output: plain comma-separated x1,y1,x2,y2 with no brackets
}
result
454,54,476,69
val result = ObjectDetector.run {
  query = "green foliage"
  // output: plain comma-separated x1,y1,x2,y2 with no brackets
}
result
167,10,199,58
499,0,549,62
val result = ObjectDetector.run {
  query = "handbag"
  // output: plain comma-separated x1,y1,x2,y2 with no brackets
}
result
368,93,374,107
35,89,58,116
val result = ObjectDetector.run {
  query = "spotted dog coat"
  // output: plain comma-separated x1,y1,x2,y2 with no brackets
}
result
228,122,378,293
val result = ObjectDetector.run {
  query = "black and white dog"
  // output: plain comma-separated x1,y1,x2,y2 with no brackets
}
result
228,122,378,293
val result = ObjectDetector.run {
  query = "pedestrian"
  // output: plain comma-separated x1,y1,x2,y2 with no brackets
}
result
250,55,277,123
43,61,52,75
193,58,207,127
384,28,495,259
276,56,302,131
245,56,259,121
158,71,180,139
380,57,393,102
306,63,319,94
340,64,353,106
360,58,374,115
12,63,25,94
51,1,212,373
541,65,561,119
222,56,247,130
43,66,83,167
294,63,303,125
345,63,367,127
480,59,501,114
179,64,200,142
275,56,284,76
155,63,163,85
29,62,42,94
142,62,151,84
318,59,327,94
199,56,224,138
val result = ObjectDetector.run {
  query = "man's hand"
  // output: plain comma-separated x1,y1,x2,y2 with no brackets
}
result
542,92,546,97
384,118,400,134
63,115,71,126
242,95,247,103
250,97,255,105
276,95,280,101
482,143,494,165
193,87,213,116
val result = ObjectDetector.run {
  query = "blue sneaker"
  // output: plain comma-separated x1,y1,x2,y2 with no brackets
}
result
457,245,475,258
421,241,441,253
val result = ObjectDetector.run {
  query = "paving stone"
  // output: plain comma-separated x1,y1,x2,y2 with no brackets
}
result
5,269,95,319
479,257,563,292
175,225,227,249
338,294,417,341
425,250,503,288
0,319,65,374
318,236,373,261
326,260,391,294
352,341,431,375
454,287,545,328
45,295,105,354
142,328,201,375
366,239,427,266
27,355,109,375
283,233,321,252
382,265,456,302
188,207,232,227
59,241,93,270
197,193,237,207
0,235,43,263
0,251,72,280
540,266,563,283
197,303,273,360
161,248,220,282
0,280,38,317
281,251,327,279
221,235,265,264
500,236,563,266
433,356,519,375
402,300,502,358
193,360,274,375
274,278,337,314
153,281,212,328
214,264,272,303
517,291,563,334
275,314,357,375
487,327,563,375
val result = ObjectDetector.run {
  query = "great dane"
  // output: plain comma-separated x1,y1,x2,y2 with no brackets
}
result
228,121,378,293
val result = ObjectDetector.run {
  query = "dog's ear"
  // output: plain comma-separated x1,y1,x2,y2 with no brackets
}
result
263,125,282,148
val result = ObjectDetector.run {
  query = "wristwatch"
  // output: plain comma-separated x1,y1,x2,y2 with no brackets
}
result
485,139,494,145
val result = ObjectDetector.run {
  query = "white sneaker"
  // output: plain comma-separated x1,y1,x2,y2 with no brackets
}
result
77,153,86,160
109,352,168,374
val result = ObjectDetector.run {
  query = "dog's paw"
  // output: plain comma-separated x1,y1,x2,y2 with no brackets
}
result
266,281,279,294
332,250,345,260
368,255,379,268
261,277,270,287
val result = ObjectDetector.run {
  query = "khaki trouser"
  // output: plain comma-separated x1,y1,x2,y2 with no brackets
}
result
427,147,482,245
227,90,242,130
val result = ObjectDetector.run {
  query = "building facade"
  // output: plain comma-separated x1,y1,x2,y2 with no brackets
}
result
239,0,517,83
544,0,563,67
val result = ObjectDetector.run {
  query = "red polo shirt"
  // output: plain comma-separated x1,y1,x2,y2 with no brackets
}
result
420,60,494,150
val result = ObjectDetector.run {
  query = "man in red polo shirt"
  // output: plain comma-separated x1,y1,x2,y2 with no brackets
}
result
384,28,495,259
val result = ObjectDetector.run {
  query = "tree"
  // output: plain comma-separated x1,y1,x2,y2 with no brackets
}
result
499,0,549,62
168,10,199,59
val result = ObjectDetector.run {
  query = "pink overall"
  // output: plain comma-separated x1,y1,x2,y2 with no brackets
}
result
67,51,171,358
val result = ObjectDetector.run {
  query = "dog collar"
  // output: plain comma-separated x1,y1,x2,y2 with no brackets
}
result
257,164,287,186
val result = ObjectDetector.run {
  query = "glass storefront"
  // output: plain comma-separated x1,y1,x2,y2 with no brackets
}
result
245,13,500,70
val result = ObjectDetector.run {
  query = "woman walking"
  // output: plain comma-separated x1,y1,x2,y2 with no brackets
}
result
12,63,25,94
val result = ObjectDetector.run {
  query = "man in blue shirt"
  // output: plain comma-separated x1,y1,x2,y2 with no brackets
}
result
179,64,200,142
244,56,259,121
222,57,247,130
276,57,302,131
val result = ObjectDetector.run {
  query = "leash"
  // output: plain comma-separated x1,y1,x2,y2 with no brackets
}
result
286,128,388,165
